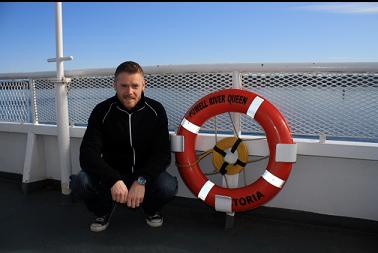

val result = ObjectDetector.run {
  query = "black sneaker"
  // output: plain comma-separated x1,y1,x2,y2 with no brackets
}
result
90,204,116,232
145,212,163,228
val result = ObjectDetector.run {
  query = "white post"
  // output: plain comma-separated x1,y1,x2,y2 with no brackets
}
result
223,71,243,225
54,2,71,195
231,71,242,136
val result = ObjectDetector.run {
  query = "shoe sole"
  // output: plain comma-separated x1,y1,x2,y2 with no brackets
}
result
146,219,163,228
90,223,109,232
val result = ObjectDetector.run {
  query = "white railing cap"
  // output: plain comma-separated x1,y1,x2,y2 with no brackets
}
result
1,62,378,80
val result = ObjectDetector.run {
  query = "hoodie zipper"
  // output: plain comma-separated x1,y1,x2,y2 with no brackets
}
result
117,105,145,174
128,113,135,173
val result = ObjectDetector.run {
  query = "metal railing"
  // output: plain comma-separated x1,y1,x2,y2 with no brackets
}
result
1,62,378,142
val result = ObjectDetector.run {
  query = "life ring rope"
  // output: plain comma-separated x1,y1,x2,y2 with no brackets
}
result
212,137,248,175
175,137,270,175
175,149,213,169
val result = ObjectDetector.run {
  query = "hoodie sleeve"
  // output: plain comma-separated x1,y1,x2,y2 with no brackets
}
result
79,104,122,188
134,104,171,183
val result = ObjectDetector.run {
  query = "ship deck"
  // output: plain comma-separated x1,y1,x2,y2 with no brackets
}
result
1,177,377,253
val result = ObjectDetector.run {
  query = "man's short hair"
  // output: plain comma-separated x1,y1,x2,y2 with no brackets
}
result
115,61,144,80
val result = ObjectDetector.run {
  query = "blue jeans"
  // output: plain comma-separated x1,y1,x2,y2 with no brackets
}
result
70,170,178,217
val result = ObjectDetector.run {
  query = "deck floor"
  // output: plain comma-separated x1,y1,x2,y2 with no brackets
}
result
1,178,377,253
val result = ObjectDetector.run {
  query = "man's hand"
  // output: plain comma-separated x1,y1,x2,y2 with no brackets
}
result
127,181,145,208
111,180,128,204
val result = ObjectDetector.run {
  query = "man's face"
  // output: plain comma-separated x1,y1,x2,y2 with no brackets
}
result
114,72,145,110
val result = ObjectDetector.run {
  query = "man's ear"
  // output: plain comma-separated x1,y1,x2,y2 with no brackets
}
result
113,82,117,91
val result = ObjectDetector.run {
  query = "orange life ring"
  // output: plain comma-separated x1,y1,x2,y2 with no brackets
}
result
175,88,296,212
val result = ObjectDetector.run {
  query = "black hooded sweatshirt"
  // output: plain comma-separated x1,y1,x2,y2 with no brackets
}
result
79,93,171,188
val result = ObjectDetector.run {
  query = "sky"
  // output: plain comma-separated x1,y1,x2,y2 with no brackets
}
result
0,2,378,73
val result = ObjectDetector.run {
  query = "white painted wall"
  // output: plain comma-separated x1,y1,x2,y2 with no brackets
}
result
165,154,378,221
1,127,377,221
0,132,27,174
266,155,378,221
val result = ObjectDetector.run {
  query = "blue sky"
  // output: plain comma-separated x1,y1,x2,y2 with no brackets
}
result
1,2,378,73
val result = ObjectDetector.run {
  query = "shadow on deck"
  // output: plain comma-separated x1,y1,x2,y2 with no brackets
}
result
1,177,377,253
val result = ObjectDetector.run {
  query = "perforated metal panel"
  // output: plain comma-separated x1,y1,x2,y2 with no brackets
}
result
64,73,233,130
145,72,233,132
241,73,378,142
68,76,114,126
33,79,56,124
1,64,378,143
0,80,31,122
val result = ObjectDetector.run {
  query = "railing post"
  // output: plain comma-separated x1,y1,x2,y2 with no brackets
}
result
223,70,243,229
30,79,39,124
231,71,242,135
49,2,73,195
